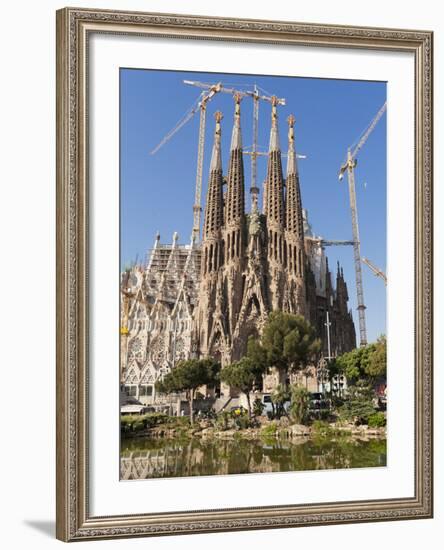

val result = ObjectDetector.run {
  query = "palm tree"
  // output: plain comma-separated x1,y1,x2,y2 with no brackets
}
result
271,384,290,418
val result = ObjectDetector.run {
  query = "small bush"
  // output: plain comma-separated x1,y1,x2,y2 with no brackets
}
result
253,398,265,417
215,411,231,431
132,419,146,432
368,412,386,428
168,416,191,427
289,386,310,425
120,415,136,434
338,382,376,425
260,422,278,437
311,420,332,437
120,412,170,433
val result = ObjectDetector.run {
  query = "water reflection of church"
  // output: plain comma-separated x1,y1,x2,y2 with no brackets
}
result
121,99,356,405
120,436,385,480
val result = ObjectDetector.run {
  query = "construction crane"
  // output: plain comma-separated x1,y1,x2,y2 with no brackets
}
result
183,81,259,242
362,257,387,285
338,101,387,346
150,81,286,241
185,82,286,211
305,237,355,248
150,81,240,243
250,85,260,209
247,88,285,209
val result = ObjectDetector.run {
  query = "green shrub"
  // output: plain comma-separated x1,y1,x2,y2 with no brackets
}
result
311,420,332,437
289,386,310,425
368,412,386,428
120,415,135,434
215,410,231,431
338,382,376,425
234,412,252,430
271,384,291,419
148,412,168,426
253,398,265,416
260,422,278,437
132,419,145,432
120,412,170,433
168,416,190,427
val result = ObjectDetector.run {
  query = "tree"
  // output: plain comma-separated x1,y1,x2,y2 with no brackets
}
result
289,385,311,425
338,380,376,425
245,336,268,371
331,335,386,387
258,312,321,383
365,335,387,383
155,358,220,424
220,356,265,417
271,383,290,418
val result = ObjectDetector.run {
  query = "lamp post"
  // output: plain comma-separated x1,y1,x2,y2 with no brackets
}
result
325,309,332,361
316,357,329,394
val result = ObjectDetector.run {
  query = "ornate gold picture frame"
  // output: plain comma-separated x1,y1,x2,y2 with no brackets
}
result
56,7,433,541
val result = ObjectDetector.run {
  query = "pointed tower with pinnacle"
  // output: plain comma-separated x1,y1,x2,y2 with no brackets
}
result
194,111,228,363
283,114,306,315
222,93,247,347
264,96,286,310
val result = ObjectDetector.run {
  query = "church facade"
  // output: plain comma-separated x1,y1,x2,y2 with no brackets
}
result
120,96,356,404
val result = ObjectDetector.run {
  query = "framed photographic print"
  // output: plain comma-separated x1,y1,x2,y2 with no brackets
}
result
56,7,433,542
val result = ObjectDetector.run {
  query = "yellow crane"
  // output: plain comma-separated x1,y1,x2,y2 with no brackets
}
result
150,81,285,241
150,81,235,243
362,257,387,285
338,101,387,346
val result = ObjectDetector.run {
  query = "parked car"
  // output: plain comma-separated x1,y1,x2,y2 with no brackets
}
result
308,392,330,411
261,394,290,418
120,404,155,416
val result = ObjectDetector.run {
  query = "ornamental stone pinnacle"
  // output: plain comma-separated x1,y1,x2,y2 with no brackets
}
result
230,93,243,151
209,111,223,172
286,114,298,176
225,94,245,227
202,112,224,251
264,98,284,228
269,96,280,152
285,114,303,241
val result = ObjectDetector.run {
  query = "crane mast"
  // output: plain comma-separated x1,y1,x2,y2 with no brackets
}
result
152,80,250,243
338,101,386,347
150,80,286,242
345,148,367,346
184,81,285,220
192,103,207,242
185,82,231,243
250,85,260,210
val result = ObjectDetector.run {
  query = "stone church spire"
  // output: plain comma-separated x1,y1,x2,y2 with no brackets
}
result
225,93,245,226
263,97,286,311
264,96,285,228
202,112,224,275
282,114,306,315
203,111,224,241
224,94,245,263
285,115,304,244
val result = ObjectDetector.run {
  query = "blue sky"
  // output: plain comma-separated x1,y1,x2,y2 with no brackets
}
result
120,68,386,344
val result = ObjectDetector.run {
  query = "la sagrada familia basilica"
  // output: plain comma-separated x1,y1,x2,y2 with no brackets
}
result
120,96,356,405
